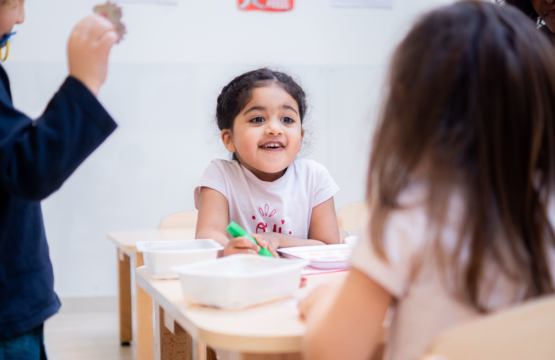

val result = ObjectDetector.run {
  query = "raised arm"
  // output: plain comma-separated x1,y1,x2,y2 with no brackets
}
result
0,77,116,201
0,15,117,201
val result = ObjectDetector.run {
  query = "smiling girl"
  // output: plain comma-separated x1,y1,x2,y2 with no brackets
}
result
195,68,340,256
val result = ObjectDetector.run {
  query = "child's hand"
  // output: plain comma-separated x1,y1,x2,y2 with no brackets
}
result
223,235,278,257
251,233,280,257
224,236,262,256
68,14,118,97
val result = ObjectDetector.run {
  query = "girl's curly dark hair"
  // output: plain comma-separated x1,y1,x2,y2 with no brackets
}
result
496,0,542,24
216,68,307,132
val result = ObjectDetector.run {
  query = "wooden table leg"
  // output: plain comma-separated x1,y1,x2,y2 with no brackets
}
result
154,304,193,360
195,342,217,360
118,249,132,345
193,340,207,360
137,252,154,360
207,347,217,360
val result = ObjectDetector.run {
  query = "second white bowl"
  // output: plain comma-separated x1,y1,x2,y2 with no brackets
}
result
136,239,223,279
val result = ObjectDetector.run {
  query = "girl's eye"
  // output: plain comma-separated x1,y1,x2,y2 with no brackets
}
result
282,117,295,124
250,117,265,123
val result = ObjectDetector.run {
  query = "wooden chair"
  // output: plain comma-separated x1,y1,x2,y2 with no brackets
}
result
158,210,198,230
337,202,368,233
339,228,350,244
420,295,555,360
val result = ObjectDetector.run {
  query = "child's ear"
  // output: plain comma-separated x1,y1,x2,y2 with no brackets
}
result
221,129,236,153
301,128,305,141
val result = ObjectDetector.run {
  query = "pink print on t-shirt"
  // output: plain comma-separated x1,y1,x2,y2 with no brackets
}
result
252,204,290,235
194,159,340,240
259,204,276,218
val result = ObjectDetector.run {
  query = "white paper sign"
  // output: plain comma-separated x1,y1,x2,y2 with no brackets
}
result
116,0,177,4
331,0,392,8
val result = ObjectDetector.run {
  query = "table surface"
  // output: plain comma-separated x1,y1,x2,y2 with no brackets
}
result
135,266,348,354
107,229,197,252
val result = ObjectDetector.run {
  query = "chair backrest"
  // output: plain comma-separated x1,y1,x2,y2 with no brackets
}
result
339,228,349,244
337,202,368,233
159,210,199,230
420,295,555,360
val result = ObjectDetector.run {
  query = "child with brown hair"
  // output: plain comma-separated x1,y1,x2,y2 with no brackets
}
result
300,1,555,360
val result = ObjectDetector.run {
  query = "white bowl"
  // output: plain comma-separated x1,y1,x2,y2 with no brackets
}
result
172,255,309,309
136,239,223,279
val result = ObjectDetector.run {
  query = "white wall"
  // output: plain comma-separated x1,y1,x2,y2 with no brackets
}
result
4,0,454,297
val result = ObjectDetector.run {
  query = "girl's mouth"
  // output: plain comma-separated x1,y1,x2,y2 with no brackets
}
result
260,141,285,151
545,9,555,18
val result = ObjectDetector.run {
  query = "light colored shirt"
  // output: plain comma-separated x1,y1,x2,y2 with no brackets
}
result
350,184,555,360
195,158,339,239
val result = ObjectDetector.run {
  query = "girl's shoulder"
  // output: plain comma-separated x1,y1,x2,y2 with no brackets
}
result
200,158,244,183
290,158,331,176
209,157,239,167
290,159,339,199
206,158,242,173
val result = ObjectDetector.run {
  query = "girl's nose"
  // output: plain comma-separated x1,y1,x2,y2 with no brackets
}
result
16,4,25,24
266,118,283,135
547,0,554,4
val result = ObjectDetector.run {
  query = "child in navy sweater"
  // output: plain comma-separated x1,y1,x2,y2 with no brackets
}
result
0,1,119,358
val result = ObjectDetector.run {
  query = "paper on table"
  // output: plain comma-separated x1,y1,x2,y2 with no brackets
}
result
331,0,392,8
301,266,348,276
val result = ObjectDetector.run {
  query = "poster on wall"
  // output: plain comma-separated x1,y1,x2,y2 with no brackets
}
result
238,0,294,12
331,0,392,8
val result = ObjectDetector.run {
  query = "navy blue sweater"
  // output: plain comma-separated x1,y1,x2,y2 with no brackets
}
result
0,65,117,339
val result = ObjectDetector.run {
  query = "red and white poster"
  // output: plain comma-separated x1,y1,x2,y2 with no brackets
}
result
238,0,294,12
331,0,392,8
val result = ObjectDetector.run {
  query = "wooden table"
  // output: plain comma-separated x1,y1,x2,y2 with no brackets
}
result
135,266,348,360
107,229,196,360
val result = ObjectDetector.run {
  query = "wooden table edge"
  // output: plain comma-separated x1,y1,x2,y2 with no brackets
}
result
135,267,304,354
107,232,139,253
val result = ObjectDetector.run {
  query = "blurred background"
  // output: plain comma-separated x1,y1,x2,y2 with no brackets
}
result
5,0,456,309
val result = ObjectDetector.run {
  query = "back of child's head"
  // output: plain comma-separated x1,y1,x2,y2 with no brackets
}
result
368,0,555,310
216,68,307,132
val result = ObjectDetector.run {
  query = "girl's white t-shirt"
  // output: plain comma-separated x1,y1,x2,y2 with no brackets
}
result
194,158,339,239
350,185,555,360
